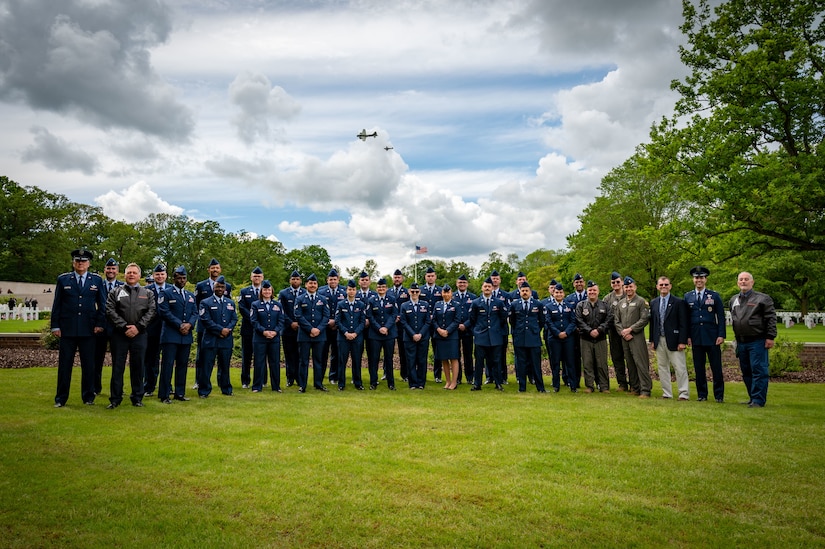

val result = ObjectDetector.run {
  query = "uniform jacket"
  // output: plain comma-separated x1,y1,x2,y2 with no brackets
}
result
238,285,263,335
649,294,689,351
603,291,625,331
454,290,477,338
730,291,777,342
366,294,398,340
295,293,330,342
399,300,432,342
278,286,305,334
51,271,107,337
509,297,545,348
198,294,237,349
249,299,285,343
195,278,232,333
335,299,367,341
468,296,508,346
419,284,442,309
106,284,156,334
543,298,577,340
684,288,726,345
432,299,462,341
145,282,170,338
575,298,613,342
101,280,125,336
319,285,346,329
158,285,198,345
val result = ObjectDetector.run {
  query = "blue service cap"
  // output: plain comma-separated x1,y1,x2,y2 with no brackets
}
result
490,270,500,277
457,274,468,281
252,266,263,275
377,278,387,286
393,269,403,276
105,258,118,267
518,271,526,277
573,273,583,281
154,263,166,273
262,279,272,289
611,271,622,280
554,283,564,291
690,266,710,277
623,276,634,285
346,279,357,288
550,278,557,286
484,277,494,284
409,282,420,290
71,248,93,261
328,268,338,277
586,280,597,288
519,281,530,288
290,270,301,278
209,258,220,266
426,267,435,274
359,271,369,278
442,284,452,292
306,273,318,282
173,265,187,276
215,275,226,285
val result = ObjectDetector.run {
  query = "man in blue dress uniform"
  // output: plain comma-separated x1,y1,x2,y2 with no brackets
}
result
489,269,511,385
390,269,410,381
509,282,546,392
94,257,123,395
454,274,476,385
238,266,264,388
157,266,198,403
295,274,330,392
335,279,367,390
366,278,398,390
399,283,432,389
197,276,237,398
684,266,727,402
278,271,304,387
194,258,232,389
144,263,168,396
249,280,285,392
544,283,576,392
565,273,587,389
419,267,443,382
468,277,509,391
52,248,107,407
319,268,345,384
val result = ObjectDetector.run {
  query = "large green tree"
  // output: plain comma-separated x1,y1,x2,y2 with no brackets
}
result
650,0,825,258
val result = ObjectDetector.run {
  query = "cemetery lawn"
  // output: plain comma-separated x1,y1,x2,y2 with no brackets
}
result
775,323,825,343
0,318,47,333
1,367,823,548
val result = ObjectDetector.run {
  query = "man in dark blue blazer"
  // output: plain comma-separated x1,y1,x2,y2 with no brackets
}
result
295,274,330,392
197,276,237,398
543,283,577,392
237,266,264,388
194,258,232,389
278,271,304,387
144,263,169,396
399,283,432,389
52,249,107,407
454,275,476,385
366,278,398,390
335,279,367,390
468,277,509,391
319,269,345,384
157,266,198,403
649,276,690,400
684,266,727,402
94,257,124,395
509,282,546,392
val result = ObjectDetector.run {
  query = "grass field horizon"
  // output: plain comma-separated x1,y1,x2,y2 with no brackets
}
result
2,367,823,547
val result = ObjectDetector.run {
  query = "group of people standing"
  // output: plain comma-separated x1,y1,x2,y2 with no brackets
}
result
51,248,777,409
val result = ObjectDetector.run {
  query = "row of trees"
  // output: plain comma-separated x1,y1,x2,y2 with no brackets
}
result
2,1,823,311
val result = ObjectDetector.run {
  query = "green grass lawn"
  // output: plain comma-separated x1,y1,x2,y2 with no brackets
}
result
0,318,47,333
1,367,823,547
775,323,825,343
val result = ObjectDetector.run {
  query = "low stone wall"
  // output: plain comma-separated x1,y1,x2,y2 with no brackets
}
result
719,343,825,368
0,333,42,348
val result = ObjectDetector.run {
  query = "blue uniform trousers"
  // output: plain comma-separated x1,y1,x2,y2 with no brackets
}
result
253,338,281,391
337,337,364,389
514,346,544,392
299,340,325,390
405,338,429,388
474,344,502,388
368,338,395,387
159,342,190,400
56,335,97,405
693,344,724,400
199,347,233,396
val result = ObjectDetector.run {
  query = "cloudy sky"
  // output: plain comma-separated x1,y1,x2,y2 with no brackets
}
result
0,0,690,276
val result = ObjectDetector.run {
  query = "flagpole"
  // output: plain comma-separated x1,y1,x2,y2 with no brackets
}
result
414,244,418,282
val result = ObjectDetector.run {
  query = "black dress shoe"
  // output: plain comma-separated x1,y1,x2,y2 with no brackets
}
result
716,399,724,403
54,402,64,408
748,402,764,408
106,403,119,409
495,384,504,391
173,396,190,401
287,381,294,387
388,386,396,391
553,388,560,393
144,392,154,397
84,401,95,405
338,387,344,391
161,398,172,404
369,384,377,390
697,397,708,402
199,395,208,399
355,386,365,391
538,389,547,393
273,388,283,393
470,386,481,391
132,401,144,407
316,385,329,392
298,388,306,393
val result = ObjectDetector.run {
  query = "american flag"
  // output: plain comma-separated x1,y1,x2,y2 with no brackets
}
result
415,245,428,254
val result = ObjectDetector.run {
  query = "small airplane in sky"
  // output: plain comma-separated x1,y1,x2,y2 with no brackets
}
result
384,146,394,151
357,129,377,141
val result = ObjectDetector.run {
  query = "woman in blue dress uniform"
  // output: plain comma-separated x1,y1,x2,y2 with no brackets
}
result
432,285,461,389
